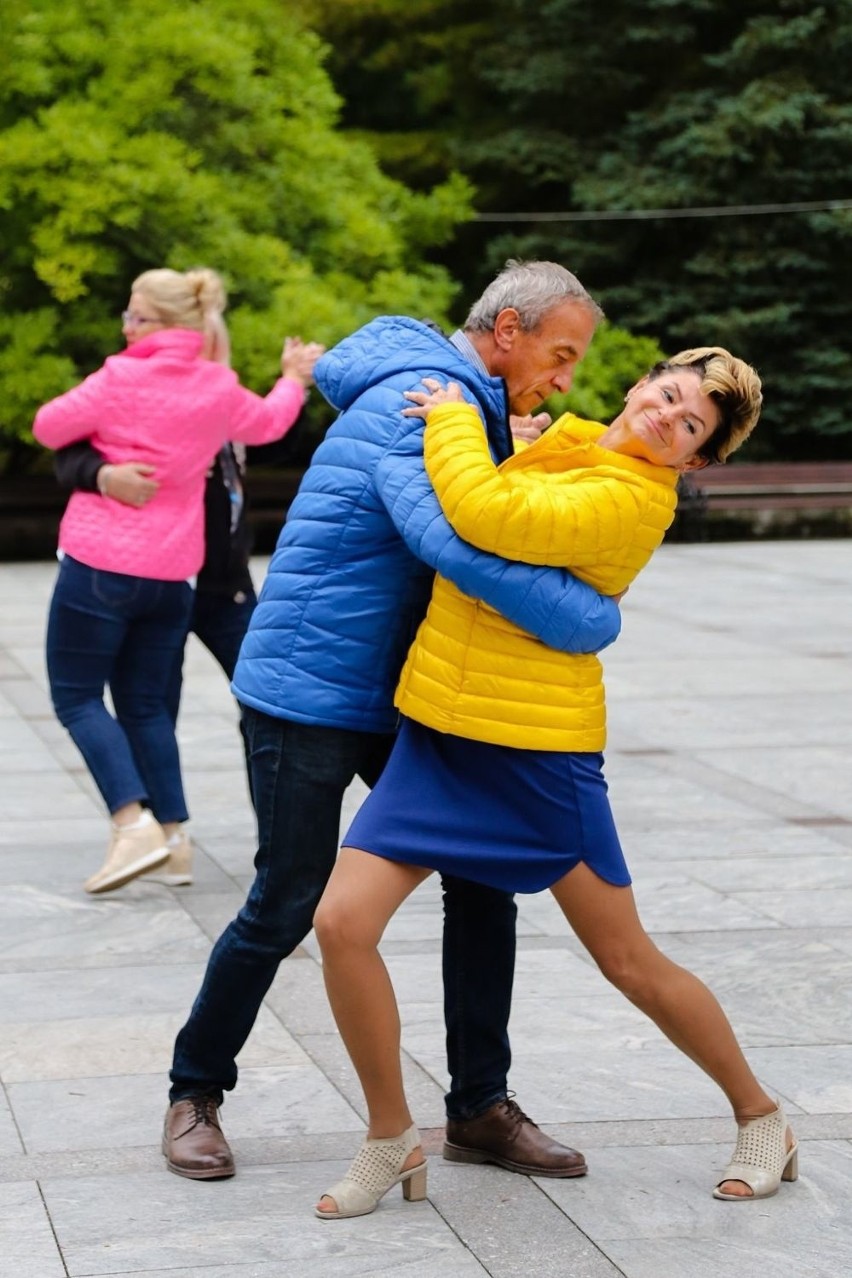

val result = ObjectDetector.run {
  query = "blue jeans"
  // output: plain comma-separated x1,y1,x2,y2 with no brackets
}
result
46,555,193,822
170,707,516,1119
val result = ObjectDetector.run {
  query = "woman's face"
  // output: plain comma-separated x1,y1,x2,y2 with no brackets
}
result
616,368,721,470
121,291,163,345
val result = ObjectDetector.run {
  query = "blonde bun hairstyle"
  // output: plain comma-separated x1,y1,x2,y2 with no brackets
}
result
131,267,230,363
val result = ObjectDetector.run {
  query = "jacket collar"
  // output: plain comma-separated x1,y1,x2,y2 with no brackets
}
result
120,329,205,360
551,414,679,486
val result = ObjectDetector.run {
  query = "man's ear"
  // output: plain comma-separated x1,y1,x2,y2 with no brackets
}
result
492,308,521,351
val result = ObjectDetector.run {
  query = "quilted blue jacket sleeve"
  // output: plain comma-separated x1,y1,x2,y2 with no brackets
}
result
374,439,621,655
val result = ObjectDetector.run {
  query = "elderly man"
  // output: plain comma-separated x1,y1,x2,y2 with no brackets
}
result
164,259,620,1183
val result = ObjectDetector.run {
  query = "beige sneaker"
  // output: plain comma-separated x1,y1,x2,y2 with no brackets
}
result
84,815,169,894
145,829,193,887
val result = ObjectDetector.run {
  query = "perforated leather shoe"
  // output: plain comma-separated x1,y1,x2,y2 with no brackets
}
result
163,1097,235,1180
444,1097,587,1178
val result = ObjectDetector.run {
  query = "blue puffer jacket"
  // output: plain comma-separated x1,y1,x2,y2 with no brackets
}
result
232,316,621,732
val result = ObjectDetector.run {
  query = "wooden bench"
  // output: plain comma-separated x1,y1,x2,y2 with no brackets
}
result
674,462,852,540
4,461,852,560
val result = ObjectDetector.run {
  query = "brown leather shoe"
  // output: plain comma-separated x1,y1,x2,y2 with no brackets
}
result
444,1097,587,1178
163,1097,235,1180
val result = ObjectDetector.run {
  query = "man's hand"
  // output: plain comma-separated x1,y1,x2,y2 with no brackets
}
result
510,411,551,444
98,463,159,507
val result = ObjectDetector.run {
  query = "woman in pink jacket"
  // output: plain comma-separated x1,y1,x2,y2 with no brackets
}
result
33,266,323,896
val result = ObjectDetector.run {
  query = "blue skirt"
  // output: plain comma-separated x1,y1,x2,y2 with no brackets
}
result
343,718,631,894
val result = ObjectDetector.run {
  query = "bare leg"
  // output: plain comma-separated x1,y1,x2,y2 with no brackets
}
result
313,846,431,1212
549,862,791,1197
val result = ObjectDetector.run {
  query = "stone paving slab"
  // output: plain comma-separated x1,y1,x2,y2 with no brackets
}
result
1,542,851,1277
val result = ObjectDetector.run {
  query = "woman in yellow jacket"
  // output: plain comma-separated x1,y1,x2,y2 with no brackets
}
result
313,348,798,1217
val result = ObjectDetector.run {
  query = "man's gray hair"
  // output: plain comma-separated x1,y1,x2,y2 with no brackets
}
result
465,259,603,333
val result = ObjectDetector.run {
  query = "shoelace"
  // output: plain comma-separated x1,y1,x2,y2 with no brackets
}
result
186,1097,220,1130
499,1095,540,1131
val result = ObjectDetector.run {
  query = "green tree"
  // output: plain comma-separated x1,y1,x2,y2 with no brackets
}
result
304,0,487,191
0,0,473,469
308,0,669,419
308,0,852,459
460,0,852,459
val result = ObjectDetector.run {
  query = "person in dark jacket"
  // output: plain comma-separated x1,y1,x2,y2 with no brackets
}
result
164,260,622,1186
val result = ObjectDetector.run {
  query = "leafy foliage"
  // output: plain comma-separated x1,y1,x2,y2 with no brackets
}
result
0,0,473,465
309,0,852,459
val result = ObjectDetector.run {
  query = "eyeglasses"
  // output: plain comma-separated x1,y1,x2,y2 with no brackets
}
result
121,310,160,327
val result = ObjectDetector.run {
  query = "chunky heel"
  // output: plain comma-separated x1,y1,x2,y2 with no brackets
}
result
782,1146,799,1182
316,1124,427,1220
713,1103,798,1201
402,1165,427,1201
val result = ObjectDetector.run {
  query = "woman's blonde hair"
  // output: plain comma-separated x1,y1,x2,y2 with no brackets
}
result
132,267,230,363
654,346,763,463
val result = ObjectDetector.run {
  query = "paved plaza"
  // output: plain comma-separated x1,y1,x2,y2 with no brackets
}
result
1,540,851,1277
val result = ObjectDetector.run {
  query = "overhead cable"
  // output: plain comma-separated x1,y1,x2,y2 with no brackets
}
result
475,199,852,223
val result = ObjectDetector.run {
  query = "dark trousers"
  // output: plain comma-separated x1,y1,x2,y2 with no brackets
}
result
165,588,257,798
164,587,258,720
170,707,516,1119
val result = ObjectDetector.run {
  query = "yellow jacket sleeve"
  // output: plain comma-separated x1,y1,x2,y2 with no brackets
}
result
423,402,651,571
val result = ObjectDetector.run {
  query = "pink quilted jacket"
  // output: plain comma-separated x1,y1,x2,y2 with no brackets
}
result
33,328,306,580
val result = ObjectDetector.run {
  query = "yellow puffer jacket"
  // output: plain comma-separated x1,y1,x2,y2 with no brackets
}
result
394,405,680,751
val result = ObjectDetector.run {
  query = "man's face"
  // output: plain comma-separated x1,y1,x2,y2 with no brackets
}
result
497,301,597,415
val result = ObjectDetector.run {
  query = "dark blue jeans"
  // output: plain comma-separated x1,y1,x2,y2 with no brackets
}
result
164,588,257,802
46,555,193,822
170,707,516,1119
164,588,258,724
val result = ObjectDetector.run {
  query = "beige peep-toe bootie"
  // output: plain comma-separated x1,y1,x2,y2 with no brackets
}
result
713,1104,798,1200
316,1123,427,1220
